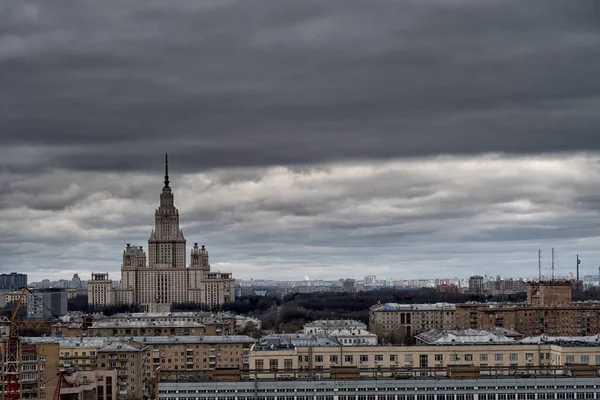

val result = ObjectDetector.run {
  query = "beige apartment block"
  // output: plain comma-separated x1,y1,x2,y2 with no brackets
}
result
249,341,600,378
19,342,60,400
55,311,236,338
138,335,255,381
23,334,255,396
88,155,235,311
369,303,457,343
527,281,572,306
98,342,147,400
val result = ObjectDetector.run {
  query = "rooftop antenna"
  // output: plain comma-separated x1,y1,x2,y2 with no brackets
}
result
551,248,555,281
577,255,580,282
538,249,542,282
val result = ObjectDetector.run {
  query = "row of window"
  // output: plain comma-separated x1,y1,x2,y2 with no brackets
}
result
160,386,597,395
160,394,600,400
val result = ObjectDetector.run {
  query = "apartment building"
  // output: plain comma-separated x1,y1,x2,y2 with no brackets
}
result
23,334,255,395
249,337,600,378
455,302,600,337
369,303,456,342
138,335,255,381
55,311,235,337
527,281,572,306
98,342,146,400
19,342,60,400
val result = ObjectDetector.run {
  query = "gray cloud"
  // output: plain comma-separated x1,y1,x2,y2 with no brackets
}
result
1,1,600,281
2,0,600,174
0,154,599,281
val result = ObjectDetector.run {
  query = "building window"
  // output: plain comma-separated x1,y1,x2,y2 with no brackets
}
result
566,355,574,363
405,354,413,363
330,355,338,363
269,358,279,372
494,354,503,361
480,354,488,361
450,354,458,362
254,360,263,372
464,354,473,361
390,355,398,362
360,355,368,363
284,359,293,371
344,355,353,363
315,355,323,363
435,354,443,362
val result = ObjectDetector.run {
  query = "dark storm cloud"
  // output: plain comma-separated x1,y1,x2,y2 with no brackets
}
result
2,0,600,174
2,1,600,281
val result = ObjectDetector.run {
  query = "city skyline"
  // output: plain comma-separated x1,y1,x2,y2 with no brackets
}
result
2,1,600,281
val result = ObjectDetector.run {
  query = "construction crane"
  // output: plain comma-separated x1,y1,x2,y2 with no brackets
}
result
2,287,62,400
52,372,63,400
3,286,28,400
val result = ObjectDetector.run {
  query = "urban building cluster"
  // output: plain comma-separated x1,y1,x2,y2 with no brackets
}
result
370,280,600,343
6,310,600,399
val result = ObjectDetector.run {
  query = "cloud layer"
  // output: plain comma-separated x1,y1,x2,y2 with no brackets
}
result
1,154,599,281
1,1,600,281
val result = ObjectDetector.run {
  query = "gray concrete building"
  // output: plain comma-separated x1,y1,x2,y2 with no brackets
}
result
27,288,67,319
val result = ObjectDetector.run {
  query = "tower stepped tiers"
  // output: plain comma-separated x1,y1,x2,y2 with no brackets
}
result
88,155,235,311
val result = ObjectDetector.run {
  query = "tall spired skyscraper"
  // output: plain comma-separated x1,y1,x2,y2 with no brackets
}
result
88,155,235,311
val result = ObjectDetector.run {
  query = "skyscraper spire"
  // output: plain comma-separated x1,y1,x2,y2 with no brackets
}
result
164,152,170,188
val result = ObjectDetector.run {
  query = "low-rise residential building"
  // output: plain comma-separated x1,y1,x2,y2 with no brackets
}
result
249,337,600,378
54,311,235,337
370,303,456,342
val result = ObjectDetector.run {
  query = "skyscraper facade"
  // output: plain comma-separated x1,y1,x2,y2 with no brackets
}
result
88,155,235,311
0,272,27,290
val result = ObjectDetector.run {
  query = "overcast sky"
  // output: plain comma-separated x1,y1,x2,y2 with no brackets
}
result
2,0,600,283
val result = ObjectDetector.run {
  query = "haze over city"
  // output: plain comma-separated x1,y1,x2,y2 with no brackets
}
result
2,1,600,282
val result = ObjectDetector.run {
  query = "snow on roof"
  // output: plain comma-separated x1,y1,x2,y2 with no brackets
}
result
416,329,515,345
23,335,256,347
92,320,206,328
373,303,456,311
99,342,141,352
520,334,600,345
304,319,366,327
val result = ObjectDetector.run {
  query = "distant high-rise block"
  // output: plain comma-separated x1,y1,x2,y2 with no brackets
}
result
26,288,67,319
468,275,484,295
0,272,27,290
